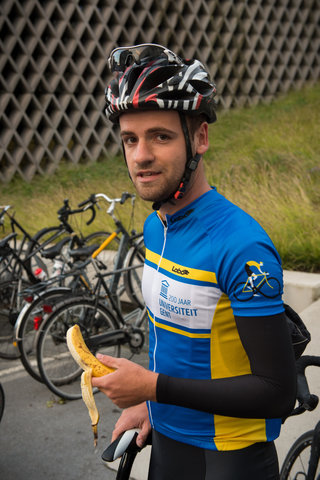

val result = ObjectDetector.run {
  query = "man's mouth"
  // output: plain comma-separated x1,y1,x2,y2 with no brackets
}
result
137,171,160,181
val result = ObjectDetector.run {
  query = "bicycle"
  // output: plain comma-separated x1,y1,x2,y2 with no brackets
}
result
0,232,100,360
0,198,111,360
0,198,109,282
0,382,4,423
36,292,147,400
102,429,152,480
14,240,118,381
13,192,145,381
234,265,281,301
280,355,320,479
0,232,33,359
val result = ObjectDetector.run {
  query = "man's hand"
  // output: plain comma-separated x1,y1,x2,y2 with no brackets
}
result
91,354,158,408
112,403,151,448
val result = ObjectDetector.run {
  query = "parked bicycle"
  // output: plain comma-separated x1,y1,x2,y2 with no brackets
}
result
14,193,146,393
0,196,109,282
280,355,320,479
0,197,111,360
0,382,5,423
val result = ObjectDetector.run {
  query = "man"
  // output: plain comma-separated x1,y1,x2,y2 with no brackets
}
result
92,44,296,479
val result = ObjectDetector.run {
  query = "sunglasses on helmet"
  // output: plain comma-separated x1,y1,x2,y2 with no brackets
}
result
108,43,182,72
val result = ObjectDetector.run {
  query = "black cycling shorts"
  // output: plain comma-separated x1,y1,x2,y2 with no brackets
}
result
147,430,280,480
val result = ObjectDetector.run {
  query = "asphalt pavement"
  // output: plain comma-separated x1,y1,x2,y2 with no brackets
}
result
0,351,148,480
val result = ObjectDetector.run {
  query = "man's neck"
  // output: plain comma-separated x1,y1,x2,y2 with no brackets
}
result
159,181,211,216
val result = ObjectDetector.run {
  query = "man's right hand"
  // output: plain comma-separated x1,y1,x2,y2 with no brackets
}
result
112,402,151,448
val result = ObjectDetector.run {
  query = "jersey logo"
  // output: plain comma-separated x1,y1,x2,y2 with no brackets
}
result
233,261,281,302
160,280,170,299
172,266,190,275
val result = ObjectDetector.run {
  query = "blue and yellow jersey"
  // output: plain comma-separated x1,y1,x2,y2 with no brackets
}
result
142,188,284,451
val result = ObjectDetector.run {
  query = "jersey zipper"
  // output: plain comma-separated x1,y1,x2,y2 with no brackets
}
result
148,213,167,429
152,214,167,373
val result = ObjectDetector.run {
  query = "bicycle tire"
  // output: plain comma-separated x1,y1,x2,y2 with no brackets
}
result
0,276,31,359
258,277,281,299
15,287,74,382
280,430,320,479
233,282,254,302
24,226,67,281
37,296,120,400
84,230,118,248
0,383,4,423
123,236,145,309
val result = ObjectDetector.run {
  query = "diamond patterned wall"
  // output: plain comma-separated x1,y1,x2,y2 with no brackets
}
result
1,0,319,182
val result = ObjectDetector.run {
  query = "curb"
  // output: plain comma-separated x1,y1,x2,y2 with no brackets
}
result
283,270,320,313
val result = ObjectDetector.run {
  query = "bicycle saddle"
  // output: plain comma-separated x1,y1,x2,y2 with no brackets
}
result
102,428,142,462
40,237,71,259
68,244,99,260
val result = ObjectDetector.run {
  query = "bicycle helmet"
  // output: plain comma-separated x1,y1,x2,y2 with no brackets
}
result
105,44,217,209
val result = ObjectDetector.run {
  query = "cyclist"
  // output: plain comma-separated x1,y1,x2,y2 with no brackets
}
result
92,44,296,479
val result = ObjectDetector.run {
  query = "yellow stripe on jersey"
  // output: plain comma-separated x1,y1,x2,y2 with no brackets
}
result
210,294,267,449
145,248,217,284
213,415,267,450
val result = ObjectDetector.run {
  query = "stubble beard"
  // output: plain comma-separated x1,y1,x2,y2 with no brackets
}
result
132,175,182,205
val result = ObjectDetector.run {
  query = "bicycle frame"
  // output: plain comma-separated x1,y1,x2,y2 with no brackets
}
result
242,272,273,293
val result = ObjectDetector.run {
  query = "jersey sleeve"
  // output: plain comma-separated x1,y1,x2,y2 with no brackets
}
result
215,214,284,317
156,312,296,419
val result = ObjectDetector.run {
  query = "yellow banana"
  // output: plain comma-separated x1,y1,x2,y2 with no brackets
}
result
66,324,115,447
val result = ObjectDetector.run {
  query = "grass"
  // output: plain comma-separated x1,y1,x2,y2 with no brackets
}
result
1,82,320,272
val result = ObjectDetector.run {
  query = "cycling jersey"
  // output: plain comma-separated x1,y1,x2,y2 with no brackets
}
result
142,188,294,451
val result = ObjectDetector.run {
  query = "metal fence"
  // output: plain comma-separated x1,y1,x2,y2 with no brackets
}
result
1,0,319,182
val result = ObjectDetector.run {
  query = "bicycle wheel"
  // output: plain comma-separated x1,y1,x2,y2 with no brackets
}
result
0,383,4,422
15,287,73,382
280,430,320,479
24,226,67,281
123,236,145,308
37,297,120,400
258,277,281,299
233,282,254,302
0,276,30,359
84,230,118,249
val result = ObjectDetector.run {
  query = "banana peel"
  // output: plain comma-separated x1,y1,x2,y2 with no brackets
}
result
66,324,115,446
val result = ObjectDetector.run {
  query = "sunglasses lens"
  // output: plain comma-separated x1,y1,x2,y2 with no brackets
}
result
109,44,176,72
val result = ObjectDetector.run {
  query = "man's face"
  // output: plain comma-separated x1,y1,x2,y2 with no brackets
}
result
119,110,187,204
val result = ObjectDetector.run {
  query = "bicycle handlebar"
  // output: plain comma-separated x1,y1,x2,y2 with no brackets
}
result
0,205,12,223
288,355,320,418
94,192,135,216
56,197,96,226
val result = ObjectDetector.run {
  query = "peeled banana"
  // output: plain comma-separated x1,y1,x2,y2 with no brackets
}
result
66,324,115,447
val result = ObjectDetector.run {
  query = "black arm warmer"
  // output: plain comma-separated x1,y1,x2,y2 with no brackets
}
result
156,313,297,419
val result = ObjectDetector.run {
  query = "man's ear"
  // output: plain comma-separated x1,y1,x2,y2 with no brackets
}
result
195,122,209,155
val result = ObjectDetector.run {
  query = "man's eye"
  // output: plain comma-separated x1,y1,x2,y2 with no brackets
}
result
157,134,169,141
124,137,136,145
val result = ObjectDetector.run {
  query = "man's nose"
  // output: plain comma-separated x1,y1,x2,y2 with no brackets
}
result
134,139,154,163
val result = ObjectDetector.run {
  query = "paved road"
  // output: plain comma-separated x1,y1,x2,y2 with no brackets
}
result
0,351,148,480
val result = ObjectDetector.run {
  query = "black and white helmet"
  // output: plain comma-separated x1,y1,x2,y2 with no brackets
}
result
105,44,217,123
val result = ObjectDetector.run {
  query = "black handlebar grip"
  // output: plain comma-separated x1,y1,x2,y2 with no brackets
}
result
86,205,96,225
78,194,96,208
120,192,132,204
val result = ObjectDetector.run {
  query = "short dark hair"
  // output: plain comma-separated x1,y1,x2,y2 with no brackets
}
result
186,114,207,138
